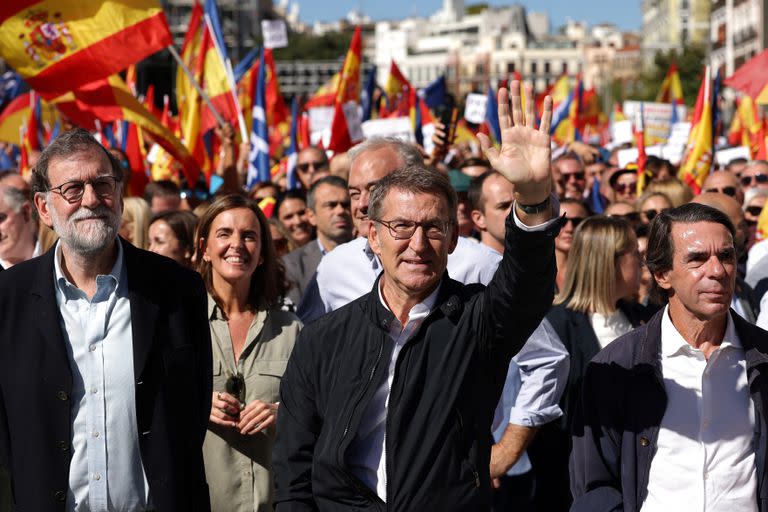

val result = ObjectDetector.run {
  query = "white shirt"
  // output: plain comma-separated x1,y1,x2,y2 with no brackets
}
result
54,242,151,511
589,309,633,349
642,307,757,512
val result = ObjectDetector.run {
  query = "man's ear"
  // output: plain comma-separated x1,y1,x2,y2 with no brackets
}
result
470,209,486,232
20,201,33,222
306,208,318,228
653,268,673,291
368,222,382,258
33,193,53,228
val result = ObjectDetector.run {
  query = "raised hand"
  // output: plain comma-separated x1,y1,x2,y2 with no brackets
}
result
477,80,553,206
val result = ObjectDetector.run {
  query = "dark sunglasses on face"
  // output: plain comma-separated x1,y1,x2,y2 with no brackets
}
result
610,212,641,223
612,182,637,194
740,174,768,187
703,186,737,197
562,171,586,182
642,208,670,222
746,206,764,217
297,161,328,173
565,216,585,228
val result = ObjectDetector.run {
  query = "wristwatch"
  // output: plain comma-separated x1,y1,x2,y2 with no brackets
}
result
516,195,551,214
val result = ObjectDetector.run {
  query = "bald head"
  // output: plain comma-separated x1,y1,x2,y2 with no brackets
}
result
692,192,748,256
702,170,744,205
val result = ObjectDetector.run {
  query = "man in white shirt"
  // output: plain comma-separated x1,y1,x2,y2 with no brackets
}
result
0,184,39,269
571,202,768,512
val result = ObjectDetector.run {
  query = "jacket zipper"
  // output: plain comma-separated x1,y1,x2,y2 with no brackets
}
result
337,340,386,505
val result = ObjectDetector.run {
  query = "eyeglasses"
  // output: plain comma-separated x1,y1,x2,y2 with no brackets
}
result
703,186,737,197
375,218,451,240
562,171,585,182
226,373,245,403
297,161,329,173
740,174,768,187
642,208,670,222
609,211,641,223
48,175,120,203
612,182,638,194
745,206,764,217
565,216,585,228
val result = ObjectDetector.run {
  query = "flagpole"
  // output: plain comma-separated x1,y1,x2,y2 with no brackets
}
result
204,14,249,142
167,44,227,127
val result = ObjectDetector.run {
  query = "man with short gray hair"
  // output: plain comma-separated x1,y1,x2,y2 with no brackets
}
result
0,185,39,270
0,128,212,511
275,81,561,510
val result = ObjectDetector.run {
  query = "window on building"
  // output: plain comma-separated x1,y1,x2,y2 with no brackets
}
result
531,61,538,74
544,61,550,74
507,62,515,73
562,62,568,74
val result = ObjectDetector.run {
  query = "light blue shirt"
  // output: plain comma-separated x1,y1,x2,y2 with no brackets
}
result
54,241,151,512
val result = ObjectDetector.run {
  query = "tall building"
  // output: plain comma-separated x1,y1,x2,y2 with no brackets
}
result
642,0,711,67
710,0,768,77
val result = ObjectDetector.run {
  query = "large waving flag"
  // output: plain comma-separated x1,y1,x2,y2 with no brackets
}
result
384,60,411,114
56,74,202,188
305,73,341,108
328,26,363,153
679,67,713,194
0,0,172,100
728,95,762,155
419,75,447,109
0,91,57,144
656,63,684,104
247,49,270,189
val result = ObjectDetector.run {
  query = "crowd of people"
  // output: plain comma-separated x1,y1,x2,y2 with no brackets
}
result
0,80,766,511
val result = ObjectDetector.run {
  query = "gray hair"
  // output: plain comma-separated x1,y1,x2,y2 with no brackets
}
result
32,128,122,194
347,137,423,169
744,187,768,211
307,175,348,210
368,165,458,226
0,185,29,213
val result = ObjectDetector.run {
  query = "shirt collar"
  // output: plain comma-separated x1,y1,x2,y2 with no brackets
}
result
54,238,124,301
377,279,442,323
317,237,328,255
660,304,741,357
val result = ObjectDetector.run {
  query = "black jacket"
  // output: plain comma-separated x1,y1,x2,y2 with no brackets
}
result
570,308,768,512
273,216,561,511
0,239,212,511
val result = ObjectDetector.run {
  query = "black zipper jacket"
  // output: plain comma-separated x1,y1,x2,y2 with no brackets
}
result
273,215,562,511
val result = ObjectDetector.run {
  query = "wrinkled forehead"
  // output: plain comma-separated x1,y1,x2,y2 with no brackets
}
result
380,188,451,221
670,221,734,254
48,147,114,183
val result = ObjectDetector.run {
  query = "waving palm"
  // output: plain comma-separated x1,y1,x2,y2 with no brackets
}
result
478,81,553,205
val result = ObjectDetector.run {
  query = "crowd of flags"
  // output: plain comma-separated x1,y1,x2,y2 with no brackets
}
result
0,0,767,200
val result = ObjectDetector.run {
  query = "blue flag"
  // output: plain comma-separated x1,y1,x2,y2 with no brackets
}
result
486,83,501,143
419,75,446,109
234,47,259,83
204,0,228,61
247,49,271,189
361,65,377,122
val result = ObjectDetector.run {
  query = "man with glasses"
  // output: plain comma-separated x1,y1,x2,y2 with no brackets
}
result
296,146,330,189
554,152,586,200
703,169,745,205
739,160,768,194
0,129,212,511
275,82,563,510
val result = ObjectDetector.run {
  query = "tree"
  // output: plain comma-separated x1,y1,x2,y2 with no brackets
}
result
272,30,353,61
637,43,707,107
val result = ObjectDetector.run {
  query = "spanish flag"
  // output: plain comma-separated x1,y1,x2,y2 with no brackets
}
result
328,27,363,153
679,67,713,194
656,62,684,104
0,92,57,144
0,0,172,100
384,60,411,115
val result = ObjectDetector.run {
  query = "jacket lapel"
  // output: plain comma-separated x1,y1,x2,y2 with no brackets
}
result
123,240,159,379
30,246,72,390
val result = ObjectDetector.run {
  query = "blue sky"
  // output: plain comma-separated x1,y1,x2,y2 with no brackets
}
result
297,1,642,32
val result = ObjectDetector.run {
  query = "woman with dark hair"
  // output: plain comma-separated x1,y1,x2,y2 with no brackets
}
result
147,210,198,267
195,194,300,512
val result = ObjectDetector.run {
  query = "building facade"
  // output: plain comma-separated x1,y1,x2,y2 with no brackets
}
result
710,0,767,77
642,0,711,68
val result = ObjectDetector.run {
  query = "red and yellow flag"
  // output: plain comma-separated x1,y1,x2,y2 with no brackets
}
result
656,62,684,104
305,73,341,109
0,0,172,100
679,67,713,194
328,26,362,153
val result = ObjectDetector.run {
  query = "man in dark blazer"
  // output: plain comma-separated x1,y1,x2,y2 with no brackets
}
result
0,129,212,511
282,176,352,305
571,203,768,512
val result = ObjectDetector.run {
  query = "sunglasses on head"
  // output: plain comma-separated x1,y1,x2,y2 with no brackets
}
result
226,373,245,403
642,208,670,222
565,216,585,228
297,161,328,173
612,182,637,193
740,174,768,187
610,212,640,222
703,186,737,197
746,206,764,217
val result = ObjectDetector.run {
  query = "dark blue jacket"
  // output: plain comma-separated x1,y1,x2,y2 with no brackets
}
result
570,308,768,512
